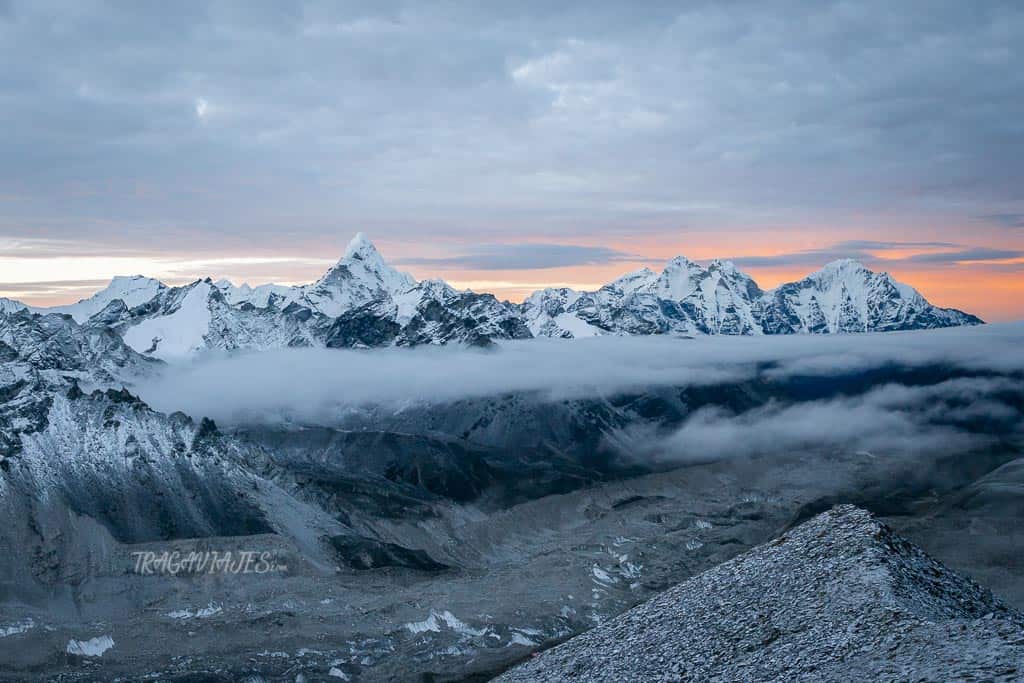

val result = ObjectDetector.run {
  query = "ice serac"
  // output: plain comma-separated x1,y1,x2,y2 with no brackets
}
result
523,256,981,338
497,505,1024,682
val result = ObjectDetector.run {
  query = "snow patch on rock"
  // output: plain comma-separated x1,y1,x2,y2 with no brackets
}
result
66,635,114,657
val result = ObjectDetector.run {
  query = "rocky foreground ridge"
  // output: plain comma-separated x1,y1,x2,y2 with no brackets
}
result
497,505,1024,683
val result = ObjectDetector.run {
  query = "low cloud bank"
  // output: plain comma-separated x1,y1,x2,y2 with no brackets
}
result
133,323,1024,439
619,375,1021,464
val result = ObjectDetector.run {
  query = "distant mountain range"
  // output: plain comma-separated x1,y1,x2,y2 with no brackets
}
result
2,234,982,358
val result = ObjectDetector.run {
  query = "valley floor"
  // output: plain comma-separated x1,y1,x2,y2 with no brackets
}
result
2,448,1022,682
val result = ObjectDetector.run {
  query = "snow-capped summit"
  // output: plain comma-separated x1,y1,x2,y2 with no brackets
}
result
305,234,417,317
755,258,979,334
522,254,981,338
607,267,659,296
0,297,27,315
46,275,167,323
344,231,380,261
523,253,768,338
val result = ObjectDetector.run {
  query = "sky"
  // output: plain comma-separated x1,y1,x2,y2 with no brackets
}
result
1,1,1022,319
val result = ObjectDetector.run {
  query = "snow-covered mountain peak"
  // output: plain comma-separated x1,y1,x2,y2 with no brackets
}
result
0,297,27,315
659,255,706,277
707,258,739,273
318,234,415,290
607,267,658,294
664,255,700,268
523,254,980,338
302,234,417,317
344,231,377,260
121,280,214,359
810,258,872,279
655,256,711,300
47,275,167,323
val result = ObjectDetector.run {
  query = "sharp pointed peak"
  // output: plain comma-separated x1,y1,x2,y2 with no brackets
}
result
343,232,380,260
818,257,870,272
708,258,739,272
611,265,657,282
662,256,708,277
665,255,698,266
103,274,165,289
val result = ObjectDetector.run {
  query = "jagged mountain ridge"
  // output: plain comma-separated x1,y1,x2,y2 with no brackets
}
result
11,235,982,356
524,256,981,338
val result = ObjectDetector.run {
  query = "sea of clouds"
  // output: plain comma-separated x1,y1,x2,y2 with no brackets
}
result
134,323,1024,462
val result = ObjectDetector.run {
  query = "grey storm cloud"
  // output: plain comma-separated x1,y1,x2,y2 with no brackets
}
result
0,279,109,293
725,241,1024,269
903,247,1024,264
396,243,644,270
978,213,1024,228
0,0,1023,249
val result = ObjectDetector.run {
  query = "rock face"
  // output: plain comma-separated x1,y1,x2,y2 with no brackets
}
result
0,308,160,462
0,311,269,545
497,505,1024,683
4,235,983,358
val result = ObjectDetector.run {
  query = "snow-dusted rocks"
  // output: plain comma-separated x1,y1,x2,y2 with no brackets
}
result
0,309,157,384
325,280,530,349
0,309,161,462
0,309,272,559
66,635,114,657
497,505,1024,682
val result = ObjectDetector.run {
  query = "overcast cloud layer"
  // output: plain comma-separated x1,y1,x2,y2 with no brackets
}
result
2,1,1022,316
2,3,1023,242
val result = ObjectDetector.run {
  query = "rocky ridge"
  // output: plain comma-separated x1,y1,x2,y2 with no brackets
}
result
497,505,1024,682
